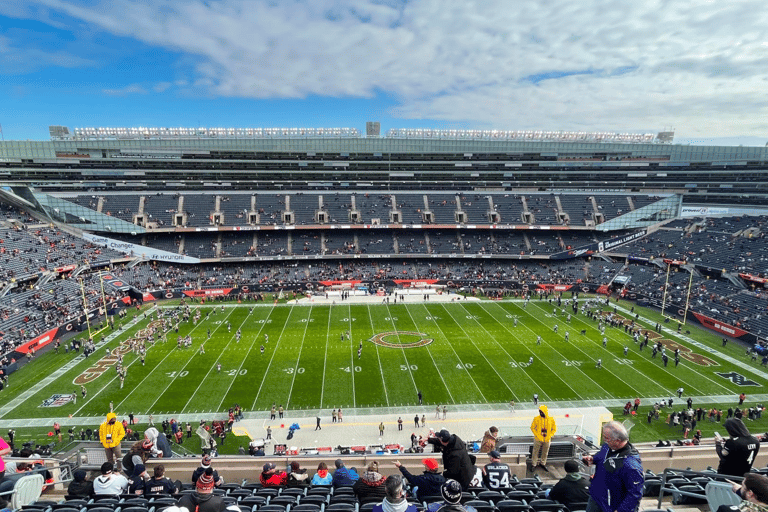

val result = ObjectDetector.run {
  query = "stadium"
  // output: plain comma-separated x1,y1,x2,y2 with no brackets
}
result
1,125,768,509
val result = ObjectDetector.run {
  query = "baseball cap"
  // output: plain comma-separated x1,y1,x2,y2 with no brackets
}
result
422,458,439,471
335,459,345,468
489,450,501,459
436,429,451,442
263,462,276,472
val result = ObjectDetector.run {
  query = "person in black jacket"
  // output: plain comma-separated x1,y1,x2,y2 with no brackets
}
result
548,460,590,507
427,430,475,490
179,468,237,512
393,458,446,501
717,418,761,477
67,469,94,498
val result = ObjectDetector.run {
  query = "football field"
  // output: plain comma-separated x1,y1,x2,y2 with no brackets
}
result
2,296,764,423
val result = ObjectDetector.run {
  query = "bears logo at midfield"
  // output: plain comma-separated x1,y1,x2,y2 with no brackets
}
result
369,331,433,348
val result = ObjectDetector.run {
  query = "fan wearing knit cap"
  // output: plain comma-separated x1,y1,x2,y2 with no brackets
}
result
393,458,446,501
426,479,477,512
127,463,148,495
179,467,236,512
353,461,387,501
66,468,94,497
192,454,223,487
548,460,590,507
122,439,153,476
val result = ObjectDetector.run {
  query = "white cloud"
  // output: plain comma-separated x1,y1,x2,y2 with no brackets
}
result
0,33,95,74
3,0,768,137
103,83,148,95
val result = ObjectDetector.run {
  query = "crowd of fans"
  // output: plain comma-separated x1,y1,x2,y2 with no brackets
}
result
3,198,768,354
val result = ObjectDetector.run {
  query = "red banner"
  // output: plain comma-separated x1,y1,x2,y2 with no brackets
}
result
318,280,362,286
16,327,59,354
691,312,749,337
54,264,77,273
182,288,233,297
392,279,439,287
142,292,157,301
663,258,687,266
535,284,573,291
740,273,768,285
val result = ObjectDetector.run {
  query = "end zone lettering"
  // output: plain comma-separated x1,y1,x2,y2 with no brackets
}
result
599,311,718,367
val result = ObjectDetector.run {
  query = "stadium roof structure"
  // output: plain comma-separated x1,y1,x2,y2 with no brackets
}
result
1,126,767,202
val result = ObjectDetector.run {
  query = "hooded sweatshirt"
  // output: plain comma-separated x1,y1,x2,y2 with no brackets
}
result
530,405,557,442
312,469,333,486
717,418,761,477
179,491,227,512
353,470,387,500
99,412,125,448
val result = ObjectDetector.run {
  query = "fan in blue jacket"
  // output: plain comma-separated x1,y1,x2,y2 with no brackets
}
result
583,421,644,512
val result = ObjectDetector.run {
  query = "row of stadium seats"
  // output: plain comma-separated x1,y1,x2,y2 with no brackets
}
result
62,193,662,228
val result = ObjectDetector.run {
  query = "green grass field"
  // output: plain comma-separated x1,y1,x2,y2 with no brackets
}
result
2,296,765,426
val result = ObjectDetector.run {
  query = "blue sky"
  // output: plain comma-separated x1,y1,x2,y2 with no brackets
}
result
1,1,767,145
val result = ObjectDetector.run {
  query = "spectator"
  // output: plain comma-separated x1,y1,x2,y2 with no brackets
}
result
127,464,148,495
260,462,287,487
312,462,333,486
717,473,768,512
333,458,359,487
145,465,178,495
530,405,557,471
99,413,125,471
427,429,475,490
582,421,643,512
93,462,129,496
122,439,153,476
179,467,237,512
479,427,499,453
192,455,223,487
145,427,171,458
483,451,512,490
548,460,590,507
393,458,445,502
372,474,418,512
426,479,477,512
0,436,9,486
717,418,761,477
67,469,94,498
286,461,309,488
354,461,387,501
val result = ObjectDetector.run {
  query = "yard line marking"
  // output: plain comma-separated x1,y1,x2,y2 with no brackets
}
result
0,311,146,419
601,301,736,395
383,303,419,395
70,305,215,417
436,303,516,398
213,305,278,413
495,301,627,398
180,306,266,413
347,304,356,409
365,304,390,407
456,302,556,402
416,304,488,403
401,303,455,404
250,303,299,412
533,300,695,397
284,305,313,410
319,303,332,408
141,306,238,414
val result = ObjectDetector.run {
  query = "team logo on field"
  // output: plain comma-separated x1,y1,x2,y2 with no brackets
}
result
369,331,433,348
716,372,761,387
40,394,75,407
